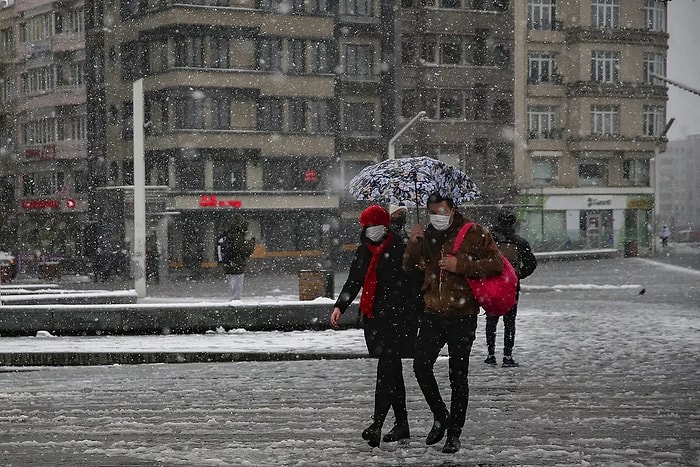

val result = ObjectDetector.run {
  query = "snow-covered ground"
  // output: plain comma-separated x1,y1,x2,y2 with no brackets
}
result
0,255,698,466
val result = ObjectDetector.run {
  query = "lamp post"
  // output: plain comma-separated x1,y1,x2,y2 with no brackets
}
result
133,79,146,298
387,111,426,159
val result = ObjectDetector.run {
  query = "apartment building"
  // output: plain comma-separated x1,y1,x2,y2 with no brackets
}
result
0,0,670,274
514,0,668,250
0,0,88,260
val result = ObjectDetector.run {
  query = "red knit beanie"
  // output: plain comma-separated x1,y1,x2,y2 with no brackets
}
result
359,204,390,228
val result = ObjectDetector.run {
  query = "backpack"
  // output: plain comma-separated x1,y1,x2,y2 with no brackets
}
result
216,234,234,264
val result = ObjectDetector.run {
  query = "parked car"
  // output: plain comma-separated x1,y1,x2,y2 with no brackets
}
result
0,251,18,283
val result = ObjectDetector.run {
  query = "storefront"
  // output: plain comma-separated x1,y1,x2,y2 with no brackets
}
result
518,194,653,252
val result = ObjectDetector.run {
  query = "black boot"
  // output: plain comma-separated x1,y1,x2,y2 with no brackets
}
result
361,420,383,447
425,415,448,445
442,429,461,453
382,422,410,442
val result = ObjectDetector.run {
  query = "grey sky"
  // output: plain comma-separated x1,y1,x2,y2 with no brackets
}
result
667,0,700,140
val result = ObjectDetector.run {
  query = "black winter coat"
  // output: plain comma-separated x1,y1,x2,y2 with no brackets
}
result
334,231,421,358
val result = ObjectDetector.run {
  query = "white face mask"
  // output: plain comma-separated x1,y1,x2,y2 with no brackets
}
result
429,214,452,231
365,225,387,242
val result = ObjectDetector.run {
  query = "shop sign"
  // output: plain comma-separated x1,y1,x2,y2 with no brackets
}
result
586,197,613,208
199,195,242,208
24,145,57,159
21,199,59,210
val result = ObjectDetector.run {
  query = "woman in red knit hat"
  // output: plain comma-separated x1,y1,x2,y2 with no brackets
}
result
330,204,422,448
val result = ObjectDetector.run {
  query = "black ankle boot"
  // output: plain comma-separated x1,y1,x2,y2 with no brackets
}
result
425,417,448,445
442,430,461,453
382,422,410,442
361,420,382,447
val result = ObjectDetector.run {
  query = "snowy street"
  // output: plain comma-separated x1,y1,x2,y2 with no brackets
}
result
0,250,699,465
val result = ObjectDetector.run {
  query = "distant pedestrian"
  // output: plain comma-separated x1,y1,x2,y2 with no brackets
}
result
403,193,504,454
330,205,420,448
389,203,409,243
216,214,255,300
660,225,671,248
484,208,537,368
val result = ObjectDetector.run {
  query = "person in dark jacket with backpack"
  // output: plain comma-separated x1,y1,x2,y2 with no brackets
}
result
330,205,420,448
216,214,255,300
484,207,537,368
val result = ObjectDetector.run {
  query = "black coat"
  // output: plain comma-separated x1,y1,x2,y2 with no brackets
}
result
334,231,421,358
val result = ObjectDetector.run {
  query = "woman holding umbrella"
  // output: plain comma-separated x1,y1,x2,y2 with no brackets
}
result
330,205,420,448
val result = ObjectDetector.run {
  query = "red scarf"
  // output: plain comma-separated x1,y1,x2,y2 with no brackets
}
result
359,232,394,319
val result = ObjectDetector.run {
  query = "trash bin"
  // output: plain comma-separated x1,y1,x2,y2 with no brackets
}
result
624,241,638,257
298,270,334,301
38,261,61,280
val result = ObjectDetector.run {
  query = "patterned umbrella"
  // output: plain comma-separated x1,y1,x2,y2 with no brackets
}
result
348,156,480,207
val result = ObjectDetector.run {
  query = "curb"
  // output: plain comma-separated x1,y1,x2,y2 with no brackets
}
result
0,351,369,367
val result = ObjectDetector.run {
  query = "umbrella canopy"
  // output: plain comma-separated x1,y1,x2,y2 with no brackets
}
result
348,156,480,207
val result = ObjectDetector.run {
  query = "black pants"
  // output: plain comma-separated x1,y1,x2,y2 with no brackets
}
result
485,305,518,357
364,318,408,426
413,313,477,432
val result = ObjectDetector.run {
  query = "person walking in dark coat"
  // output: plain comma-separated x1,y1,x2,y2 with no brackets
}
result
403,193,504,454
216,214,255,300
330,205,420,448
484,208,537,368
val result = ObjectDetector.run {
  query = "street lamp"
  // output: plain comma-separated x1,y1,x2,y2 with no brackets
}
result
387,111,427,159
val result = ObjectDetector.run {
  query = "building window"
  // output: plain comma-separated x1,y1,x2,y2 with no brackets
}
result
578,158,608,186
210,37,230,69
591,0,619,29
527,105,558,139
1,28,13,56
310,0,336,14
174,36,204,68
288,39,306,73
258,98,283,131
643,53,665,85
211,95,231,130
644,0,666,32
258,38,283,72
473,85,488,120
340,0,373,16
590,50,619,83
623,158,650,186
401,35,416,65
532,158,556,186
590,105,619,136
310,41,333,73
308,99,333,133
527,0,556,31
643,105,664,137
401,89,418,118
440,38,461,65
528,51,557,83
288,99,306,132
176,156,205,190
175,95,205,130
343,102,375,133
342,44,373,77
213,157,246,191
425,89,468,120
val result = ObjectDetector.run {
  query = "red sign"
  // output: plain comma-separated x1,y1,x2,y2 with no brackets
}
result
304,170,318,182
21,199,60,210
199,195,242,208
24,145,57,160
65,199,76,209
